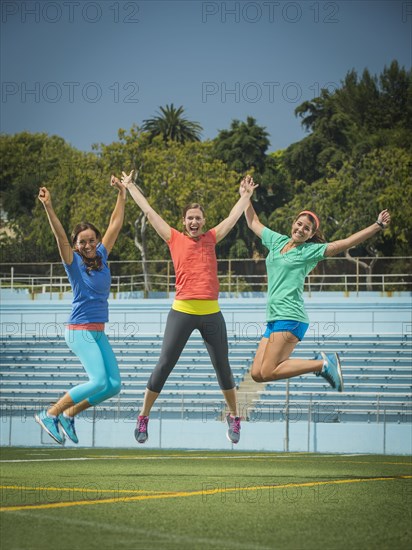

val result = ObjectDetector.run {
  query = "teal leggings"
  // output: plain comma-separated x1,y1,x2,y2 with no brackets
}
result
64,329,121,406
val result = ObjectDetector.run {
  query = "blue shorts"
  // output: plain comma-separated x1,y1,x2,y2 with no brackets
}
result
263,320,309,341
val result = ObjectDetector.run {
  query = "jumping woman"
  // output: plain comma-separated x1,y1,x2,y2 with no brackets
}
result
121,171,258,444
35,176,126,444
244,177,391,389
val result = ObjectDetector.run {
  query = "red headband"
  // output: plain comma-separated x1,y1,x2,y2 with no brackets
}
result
298,210,320,230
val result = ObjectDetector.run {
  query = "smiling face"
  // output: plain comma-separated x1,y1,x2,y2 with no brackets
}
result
183,208,206,239
74,228,99,259
290,214,316,243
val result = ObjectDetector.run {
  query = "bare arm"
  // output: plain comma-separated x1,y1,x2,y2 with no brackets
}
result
120,171,171,242
38,187,73,265
244,201,266,239
102,175,127,255
324,210,391,257
213,176,259,243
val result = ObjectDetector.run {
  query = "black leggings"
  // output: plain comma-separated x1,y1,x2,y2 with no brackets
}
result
147,309,235,393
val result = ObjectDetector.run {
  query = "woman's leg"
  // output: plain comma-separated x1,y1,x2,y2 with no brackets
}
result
250,337,270,382
252,331,323,382
200,312,237,416
47,330,106,416
221,388,238,417
141,310,196,416
86,332,121,406
49,330,111,413
60,398,92,418
140,388,160,417
47,392,77,417
53,333,121,416
136,310,196,443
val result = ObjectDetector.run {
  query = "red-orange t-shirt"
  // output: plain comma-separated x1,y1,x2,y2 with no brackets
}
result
168,228,219,300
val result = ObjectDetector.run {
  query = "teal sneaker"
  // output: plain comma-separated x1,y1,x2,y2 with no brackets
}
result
35,410,64,444
135,415,149,444
58,414,79,444
316,352,344,392
226,414,241,444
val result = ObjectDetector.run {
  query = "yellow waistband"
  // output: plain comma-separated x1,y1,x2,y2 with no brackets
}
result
172,299,220,315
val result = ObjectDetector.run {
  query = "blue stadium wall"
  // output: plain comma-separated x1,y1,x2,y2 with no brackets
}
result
1,291,411,454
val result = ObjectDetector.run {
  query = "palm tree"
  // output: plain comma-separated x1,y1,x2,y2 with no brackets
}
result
142,104,202,144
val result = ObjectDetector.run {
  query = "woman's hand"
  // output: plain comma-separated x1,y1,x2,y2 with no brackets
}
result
377,209,391,228
38,187,52,207
120,170,135,189
110,174,127,198
240,174,259,197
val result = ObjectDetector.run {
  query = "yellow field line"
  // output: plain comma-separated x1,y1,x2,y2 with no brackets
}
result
1,475,411,512
0,485,159,494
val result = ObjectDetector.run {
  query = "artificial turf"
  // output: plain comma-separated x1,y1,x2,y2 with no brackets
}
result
1,447,411,550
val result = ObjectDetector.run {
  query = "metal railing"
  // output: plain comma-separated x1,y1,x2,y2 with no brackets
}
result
1,256,411,295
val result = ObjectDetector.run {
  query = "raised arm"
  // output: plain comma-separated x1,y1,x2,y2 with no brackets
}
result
38,187,73,265
120,171,171,242
101,175,127,255
324,210,391,257
213,176,259,243
244,200,266,239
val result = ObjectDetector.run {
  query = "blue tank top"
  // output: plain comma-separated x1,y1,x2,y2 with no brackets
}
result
64,243,111,324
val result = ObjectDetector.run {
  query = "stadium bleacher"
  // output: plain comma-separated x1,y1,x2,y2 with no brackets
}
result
1,332,411,424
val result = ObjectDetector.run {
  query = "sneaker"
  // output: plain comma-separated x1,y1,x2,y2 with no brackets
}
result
315,352,344,392
58,414,79,444
226,414,241,444
135,415,149,444
35,410,64,444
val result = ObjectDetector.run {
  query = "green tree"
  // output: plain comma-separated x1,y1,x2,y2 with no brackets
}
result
142,104,202,144
267,147,411,285
212,117,274,258
99,133,242,291
285,61,412,184
213,116,270,175
0,132,74,222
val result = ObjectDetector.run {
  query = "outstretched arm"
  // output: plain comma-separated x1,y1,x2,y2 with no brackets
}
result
213,176,259,243
38,187,73,265
102,175,127,255
120,171,171,242
324,210,391,257
244,200,266,239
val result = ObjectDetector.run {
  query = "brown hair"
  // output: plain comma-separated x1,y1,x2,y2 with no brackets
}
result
182,203,205,218
71,222,103,274
294,212,326,243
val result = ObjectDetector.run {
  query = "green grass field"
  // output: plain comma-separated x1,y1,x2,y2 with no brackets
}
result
1,447,411,550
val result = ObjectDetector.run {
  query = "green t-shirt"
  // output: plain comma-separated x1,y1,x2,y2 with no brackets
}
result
262,227,328,323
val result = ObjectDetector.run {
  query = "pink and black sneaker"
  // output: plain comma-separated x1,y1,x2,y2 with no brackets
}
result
135,415,149,444
226,414,241,444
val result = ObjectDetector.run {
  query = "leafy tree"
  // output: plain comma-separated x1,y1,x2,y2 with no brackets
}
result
266,146,411,286
0,133,88,263
0,132,74,221
128,137,240,251
212,117,274,257
213,116,270,175
286,61,412,184
142,104,202,144
100,133,241,291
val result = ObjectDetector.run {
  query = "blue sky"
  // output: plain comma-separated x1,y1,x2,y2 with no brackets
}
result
1,0,411,153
